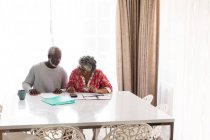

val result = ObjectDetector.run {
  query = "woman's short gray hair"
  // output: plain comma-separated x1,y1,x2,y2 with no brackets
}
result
79,56,96,71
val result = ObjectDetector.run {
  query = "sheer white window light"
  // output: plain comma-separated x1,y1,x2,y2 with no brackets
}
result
158,0,210,139
0,0,117,103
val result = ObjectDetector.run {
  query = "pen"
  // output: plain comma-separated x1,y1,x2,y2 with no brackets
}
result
96,94,104,96
95,94,104,99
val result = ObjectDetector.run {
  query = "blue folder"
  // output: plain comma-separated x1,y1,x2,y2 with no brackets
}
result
41,96,75,106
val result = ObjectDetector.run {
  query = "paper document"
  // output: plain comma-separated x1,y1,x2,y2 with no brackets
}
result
97,94,112,100
81,93,98,97
81,93,112,100
84,96,98,100
41,96,75,106
39,93,58,98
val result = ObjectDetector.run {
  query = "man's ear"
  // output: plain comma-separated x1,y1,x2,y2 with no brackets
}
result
48,54,51,59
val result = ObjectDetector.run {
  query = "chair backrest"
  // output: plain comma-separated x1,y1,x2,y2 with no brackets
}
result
99,125,119,137
156,103,168,113
31,126,85,140
103,124,153,140
142,94,153,104
152,104,169,139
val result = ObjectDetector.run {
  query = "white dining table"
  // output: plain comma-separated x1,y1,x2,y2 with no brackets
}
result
0,91,174,140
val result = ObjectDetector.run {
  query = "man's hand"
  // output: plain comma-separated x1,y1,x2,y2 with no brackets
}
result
29,89,40,96
53,88,62,94
66,87,76,93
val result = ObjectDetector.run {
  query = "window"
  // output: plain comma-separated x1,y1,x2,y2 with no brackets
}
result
0,0,117,98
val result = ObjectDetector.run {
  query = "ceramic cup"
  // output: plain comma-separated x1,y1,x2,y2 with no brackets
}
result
17,90,26,100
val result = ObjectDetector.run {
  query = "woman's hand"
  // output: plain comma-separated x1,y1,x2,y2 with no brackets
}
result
89,86,109,94
66,87,76,93
89,86,99,93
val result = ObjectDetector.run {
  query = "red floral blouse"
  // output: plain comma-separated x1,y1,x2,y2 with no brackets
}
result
67,68,112,93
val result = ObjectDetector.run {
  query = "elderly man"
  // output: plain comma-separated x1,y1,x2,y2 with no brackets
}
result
22,46,68,95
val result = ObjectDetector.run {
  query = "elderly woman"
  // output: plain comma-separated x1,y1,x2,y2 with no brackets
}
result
66,55,112,94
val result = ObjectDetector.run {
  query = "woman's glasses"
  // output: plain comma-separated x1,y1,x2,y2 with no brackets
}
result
79,65,92,72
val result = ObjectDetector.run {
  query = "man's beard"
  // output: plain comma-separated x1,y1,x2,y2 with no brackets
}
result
49,58,58,68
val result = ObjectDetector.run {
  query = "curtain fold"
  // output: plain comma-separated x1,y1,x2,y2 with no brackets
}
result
116,0,159,105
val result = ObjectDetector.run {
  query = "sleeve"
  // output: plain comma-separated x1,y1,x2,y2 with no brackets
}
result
67,70,76,88
61,69,68,89
99,70,113,93
22,66,35,92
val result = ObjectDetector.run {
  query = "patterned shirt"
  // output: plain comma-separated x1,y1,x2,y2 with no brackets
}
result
67,68,112,93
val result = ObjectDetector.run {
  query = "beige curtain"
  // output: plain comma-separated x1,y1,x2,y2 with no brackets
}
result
116,0,159,105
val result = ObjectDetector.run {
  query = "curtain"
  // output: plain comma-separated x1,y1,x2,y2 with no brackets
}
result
158,0,210,139
116,0,159,105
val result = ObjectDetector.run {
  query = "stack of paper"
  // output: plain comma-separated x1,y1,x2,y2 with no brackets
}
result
97,94,112,100
39,93,58,98
41,96,75,106
82,93,112,100
82,93,98,100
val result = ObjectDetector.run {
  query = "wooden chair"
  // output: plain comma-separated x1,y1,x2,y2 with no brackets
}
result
152,104,169,139
142,94,154,104
102,124,153,140
97,125,119,139
156,104,168,113
31,126,85,140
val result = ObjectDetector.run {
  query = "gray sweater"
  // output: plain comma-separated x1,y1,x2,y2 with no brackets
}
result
22,62,68,93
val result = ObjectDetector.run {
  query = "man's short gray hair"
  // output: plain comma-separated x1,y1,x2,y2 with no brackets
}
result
79,56,97,71
48,46,61,56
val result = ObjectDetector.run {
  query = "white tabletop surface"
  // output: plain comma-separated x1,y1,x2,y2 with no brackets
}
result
0,91,174,130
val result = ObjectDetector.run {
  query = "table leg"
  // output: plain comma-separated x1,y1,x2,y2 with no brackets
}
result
170,122,174,140
0,130,2,140
92,128,100,140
